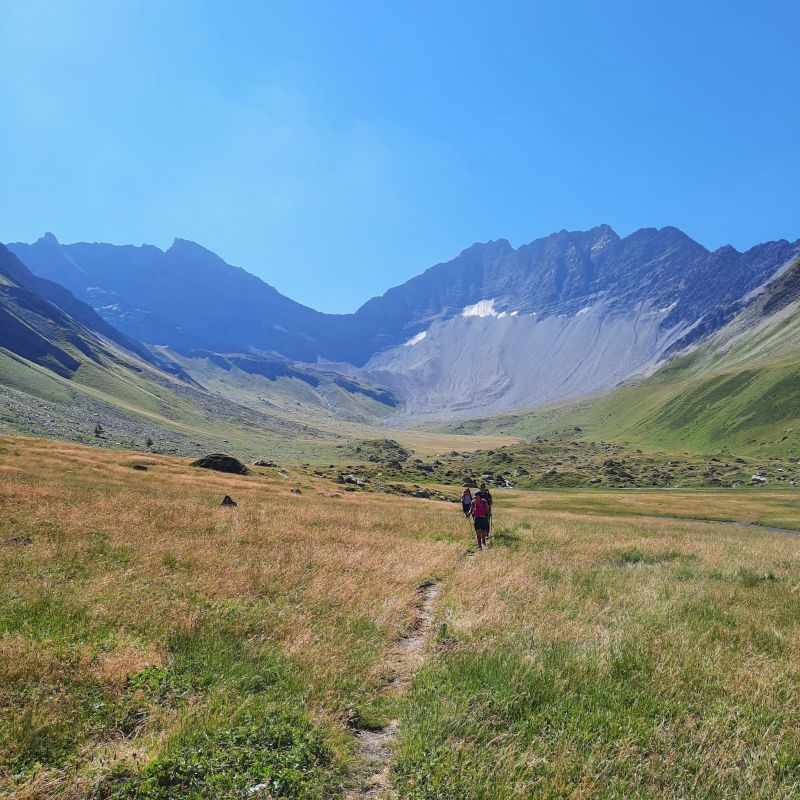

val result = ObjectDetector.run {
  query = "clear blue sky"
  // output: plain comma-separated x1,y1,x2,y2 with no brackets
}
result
1,1,798,312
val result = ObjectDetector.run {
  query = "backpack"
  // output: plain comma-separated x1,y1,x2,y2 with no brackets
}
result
472,497,488,518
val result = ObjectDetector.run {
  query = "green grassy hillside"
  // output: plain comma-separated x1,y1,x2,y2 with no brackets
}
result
0,343,344,462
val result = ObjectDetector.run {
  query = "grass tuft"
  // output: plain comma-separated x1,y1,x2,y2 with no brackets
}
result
110,702,335,799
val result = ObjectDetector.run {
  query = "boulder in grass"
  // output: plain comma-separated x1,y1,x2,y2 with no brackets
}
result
221,495,237,507
290,487,302,494
192,454,249,475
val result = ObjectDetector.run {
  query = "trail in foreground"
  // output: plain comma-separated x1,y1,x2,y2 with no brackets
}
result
346,580,441,799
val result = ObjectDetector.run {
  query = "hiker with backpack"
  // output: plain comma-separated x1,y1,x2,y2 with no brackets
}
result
470,489,490,550
461,487,473,517
480,483,493,536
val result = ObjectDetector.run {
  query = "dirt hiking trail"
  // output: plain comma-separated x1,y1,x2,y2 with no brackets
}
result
345,580,441,799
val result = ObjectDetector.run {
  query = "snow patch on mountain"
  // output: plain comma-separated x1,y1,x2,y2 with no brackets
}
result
462,299,502,318
404,330,428,346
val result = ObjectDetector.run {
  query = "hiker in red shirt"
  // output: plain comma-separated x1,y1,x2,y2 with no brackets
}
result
470,490,490,550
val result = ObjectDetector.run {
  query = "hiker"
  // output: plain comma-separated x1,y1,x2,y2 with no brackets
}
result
480,483,493,536
470,489,490,550
461,487,473,517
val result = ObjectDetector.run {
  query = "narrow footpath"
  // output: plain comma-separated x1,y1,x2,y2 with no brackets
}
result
345,581,441,799
620,513,800,537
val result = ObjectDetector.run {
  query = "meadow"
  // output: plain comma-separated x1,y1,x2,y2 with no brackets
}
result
1,436,799,798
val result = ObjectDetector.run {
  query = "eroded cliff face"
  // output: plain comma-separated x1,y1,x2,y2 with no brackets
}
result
362,298,693,421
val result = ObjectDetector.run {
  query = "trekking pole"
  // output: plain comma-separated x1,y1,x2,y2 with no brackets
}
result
465,512,475,549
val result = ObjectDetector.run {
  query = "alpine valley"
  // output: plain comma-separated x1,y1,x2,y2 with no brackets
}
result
2,225,800,470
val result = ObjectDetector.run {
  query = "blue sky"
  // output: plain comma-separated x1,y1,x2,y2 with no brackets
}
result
1,1,798,312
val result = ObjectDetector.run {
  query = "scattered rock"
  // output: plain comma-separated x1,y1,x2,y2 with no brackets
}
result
413,489,431,498
220,495,237,507
290,487,302,494
513,467,530,477
192,454,249,475
751,475,768,484
131,464,148,471
253,459,277,467
2,535,33,546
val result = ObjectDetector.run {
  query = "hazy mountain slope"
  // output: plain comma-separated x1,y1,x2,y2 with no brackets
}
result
0,242,402,455
8,234,349,361
0,243,167,373
158,349,398,425
0,244,345,458
439,256,800,456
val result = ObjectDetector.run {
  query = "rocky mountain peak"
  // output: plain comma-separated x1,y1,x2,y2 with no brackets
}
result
37,232,60,246
167,237,211,255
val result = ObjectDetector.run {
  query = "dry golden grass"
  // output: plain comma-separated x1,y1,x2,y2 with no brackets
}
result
500,485,800,530
0,436,465,797
2,435,800,798
387,429,519,457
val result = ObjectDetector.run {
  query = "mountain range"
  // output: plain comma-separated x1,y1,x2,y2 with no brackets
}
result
7,226,799,423
0,225,800,449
